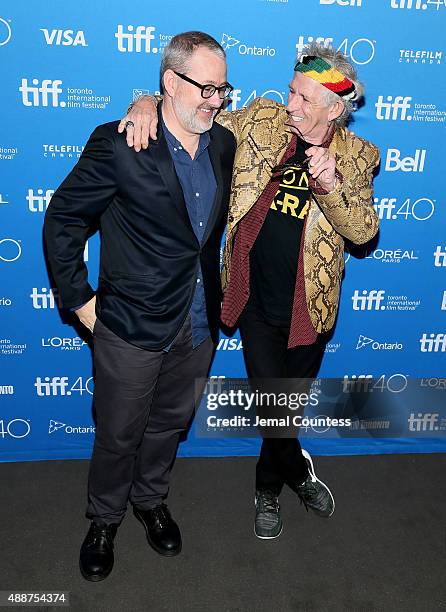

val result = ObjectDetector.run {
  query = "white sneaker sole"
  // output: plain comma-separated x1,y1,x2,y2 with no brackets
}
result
254,524,283,540
254,495,283,539
301,449,335,517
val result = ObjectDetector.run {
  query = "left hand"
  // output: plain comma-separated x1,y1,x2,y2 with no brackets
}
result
305,146,337,192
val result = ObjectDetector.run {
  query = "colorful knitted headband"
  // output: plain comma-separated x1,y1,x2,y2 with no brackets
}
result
294,55,356,101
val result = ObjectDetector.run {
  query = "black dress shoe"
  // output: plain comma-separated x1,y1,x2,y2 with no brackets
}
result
134,503,181,556
79,522,118,581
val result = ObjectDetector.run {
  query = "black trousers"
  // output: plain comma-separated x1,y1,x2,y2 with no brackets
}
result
239,307,326,495
87,317,214,524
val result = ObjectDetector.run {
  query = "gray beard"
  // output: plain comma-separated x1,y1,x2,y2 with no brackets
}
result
172,98,213,134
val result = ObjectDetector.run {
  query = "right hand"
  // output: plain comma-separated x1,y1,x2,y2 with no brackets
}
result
117,96,158,152
75,296,97,333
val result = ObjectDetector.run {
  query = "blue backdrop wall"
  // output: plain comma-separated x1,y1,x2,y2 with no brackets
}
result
1,0,445,461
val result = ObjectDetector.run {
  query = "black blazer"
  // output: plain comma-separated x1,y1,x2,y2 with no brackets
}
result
44,109,236,349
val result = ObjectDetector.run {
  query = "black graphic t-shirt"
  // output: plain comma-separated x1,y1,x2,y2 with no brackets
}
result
249,136,310,326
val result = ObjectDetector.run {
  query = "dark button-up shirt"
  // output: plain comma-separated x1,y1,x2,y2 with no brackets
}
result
162,115,217,348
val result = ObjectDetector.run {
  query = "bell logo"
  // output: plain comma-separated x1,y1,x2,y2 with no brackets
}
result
433,246,446,267
375,96,412,121
115,25,156,53
19,78,65,107
320,0,362,5
351,290,386,311
41,29,87,46
385,149,426,173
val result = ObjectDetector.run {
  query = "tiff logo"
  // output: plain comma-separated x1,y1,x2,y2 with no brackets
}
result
419,333,446,352
35,376,69,396
115,25,156,53
433,246,446,267
343,374,373,392
408,413,439,432
26,188,54,212
391,0,427,8
30,288,60,309
352,290,386,311
19,78,65,107
385,149,426,173
441,291,446,310
375,96,412,120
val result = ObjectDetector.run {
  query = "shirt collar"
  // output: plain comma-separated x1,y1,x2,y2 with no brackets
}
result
161,111,211,156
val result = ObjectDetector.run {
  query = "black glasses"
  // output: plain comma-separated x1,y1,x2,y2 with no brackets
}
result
174,71,234,100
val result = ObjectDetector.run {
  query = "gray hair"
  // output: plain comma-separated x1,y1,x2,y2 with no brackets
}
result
160,31,226,90
297,41,364,126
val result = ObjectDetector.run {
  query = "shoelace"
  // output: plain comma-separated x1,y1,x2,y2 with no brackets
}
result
150,504,171,528
87,524,115,549
257,491,279,514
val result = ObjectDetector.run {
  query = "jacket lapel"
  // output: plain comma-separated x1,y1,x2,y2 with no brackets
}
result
151,105,196,238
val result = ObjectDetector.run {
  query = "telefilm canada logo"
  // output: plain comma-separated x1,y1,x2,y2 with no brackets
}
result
399,48,443,65
115,24,172,53
19,78,111,110
42,144,84,159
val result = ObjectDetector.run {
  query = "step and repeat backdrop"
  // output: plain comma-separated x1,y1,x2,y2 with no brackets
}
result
1,0,445,461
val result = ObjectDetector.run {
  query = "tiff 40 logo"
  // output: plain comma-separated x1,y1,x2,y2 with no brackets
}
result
296,35,375,65
391,0,446,10
373,196,435,221
34,376,94,396
0,418,31,439
343,373,408,393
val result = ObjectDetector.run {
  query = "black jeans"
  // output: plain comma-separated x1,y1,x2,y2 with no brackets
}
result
239,306,326,495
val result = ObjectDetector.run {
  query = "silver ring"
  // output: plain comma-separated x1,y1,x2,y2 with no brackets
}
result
125,120,135,130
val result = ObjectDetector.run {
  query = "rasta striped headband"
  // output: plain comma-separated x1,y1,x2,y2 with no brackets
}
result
294,55,356,101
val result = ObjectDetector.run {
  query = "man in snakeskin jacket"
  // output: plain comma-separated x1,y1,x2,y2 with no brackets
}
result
120,41,379,540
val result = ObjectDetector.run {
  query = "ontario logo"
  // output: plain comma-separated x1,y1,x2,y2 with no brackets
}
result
48,419,95,434
221,33,276,57
356,334,403,350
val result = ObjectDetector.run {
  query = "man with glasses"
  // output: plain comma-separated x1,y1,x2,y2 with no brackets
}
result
44,31,236,581
121,42,379,541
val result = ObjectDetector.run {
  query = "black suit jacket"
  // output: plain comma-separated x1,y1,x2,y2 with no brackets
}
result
44,109,236,349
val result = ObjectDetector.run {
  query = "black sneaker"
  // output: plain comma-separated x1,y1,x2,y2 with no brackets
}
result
254,490,283,539
296,450,335,518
